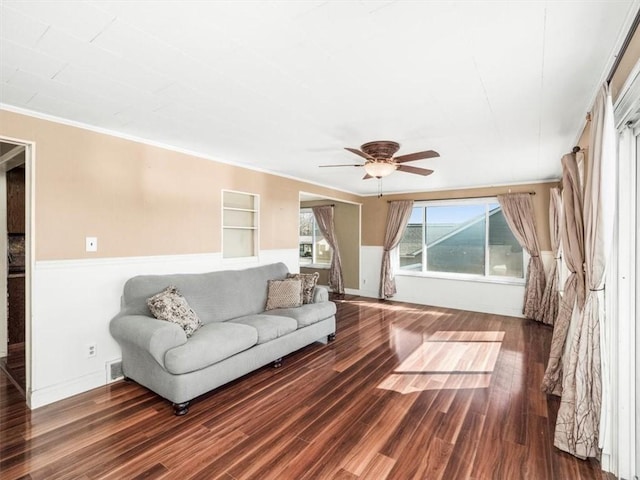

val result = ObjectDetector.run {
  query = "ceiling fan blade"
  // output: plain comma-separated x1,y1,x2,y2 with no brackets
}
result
362,174,373,180
394,150,440,163
396,165,434,176
345,147,374,161
319,164,364,168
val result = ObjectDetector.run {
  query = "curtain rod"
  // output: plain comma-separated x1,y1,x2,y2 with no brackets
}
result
387,192,535,203
606,7,640,84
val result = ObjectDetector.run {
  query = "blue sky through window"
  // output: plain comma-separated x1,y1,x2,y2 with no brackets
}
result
428,205,484,224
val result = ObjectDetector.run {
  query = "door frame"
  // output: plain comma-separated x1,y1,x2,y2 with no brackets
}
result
636,131,640,479
0,135,34,405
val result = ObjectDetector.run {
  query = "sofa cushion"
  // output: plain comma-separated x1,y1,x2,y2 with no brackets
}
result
287,272,320,304
164,322,257,374
263,302,337,328
146,286,201,337
229,314,297,344
265,279,302,310
312,285,329,303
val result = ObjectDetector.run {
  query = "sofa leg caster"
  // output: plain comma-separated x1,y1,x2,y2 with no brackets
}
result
328,333,336,342
173,402,189,416
273,358,283,368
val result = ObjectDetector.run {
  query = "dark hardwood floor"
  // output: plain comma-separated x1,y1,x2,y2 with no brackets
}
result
0,296,612,479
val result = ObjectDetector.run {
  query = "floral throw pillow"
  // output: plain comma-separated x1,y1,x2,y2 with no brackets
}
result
147,286,201,337
266,279,303,311
287,272,320,304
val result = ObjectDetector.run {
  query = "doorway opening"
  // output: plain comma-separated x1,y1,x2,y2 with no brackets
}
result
298,192,361,293
0,140,30,399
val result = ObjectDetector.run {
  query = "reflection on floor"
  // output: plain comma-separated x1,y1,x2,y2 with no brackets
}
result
0,341,25,396
379,330,505,393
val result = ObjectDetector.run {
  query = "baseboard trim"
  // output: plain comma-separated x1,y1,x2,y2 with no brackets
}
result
30,371,105,409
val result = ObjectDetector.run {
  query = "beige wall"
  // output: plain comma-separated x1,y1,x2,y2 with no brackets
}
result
300,200,360,290
361,182,557,251
0,110,360,261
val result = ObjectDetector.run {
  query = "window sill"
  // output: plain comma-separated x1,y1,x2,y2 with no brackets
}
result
395,270,526,286
300,264,330,270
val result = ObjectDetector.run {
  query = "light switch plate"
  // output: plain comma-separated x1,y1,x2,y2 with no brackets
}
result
86,237,98,252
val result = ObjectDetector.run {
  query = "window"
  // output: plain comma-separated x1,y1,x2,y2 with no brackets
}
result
299,209,331,266
398,199,524,279
222,191,258,259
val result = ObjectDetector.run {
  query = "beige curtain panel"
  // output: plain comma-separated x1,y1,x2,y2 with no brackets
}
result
497,193,546,321
540,187,562,325
312,206,345,295
542,152,585,396
554,83,616,459
380,200,413,298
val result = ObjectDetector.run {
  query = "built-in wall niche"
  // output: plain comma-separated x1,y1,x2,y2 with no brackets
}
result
222,190,259,259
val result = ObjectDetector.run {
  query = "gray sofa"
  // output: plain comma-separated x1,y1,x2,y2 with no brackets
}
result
110,262,336,415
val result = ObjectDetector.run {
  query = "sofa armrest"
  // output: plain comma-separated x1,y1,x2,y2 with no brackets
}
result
312,285,329,303
110,314,187,368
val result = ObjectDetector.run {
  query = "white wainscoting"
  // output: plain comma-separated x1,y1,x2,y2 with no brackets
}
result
358,246,384,298
356,246,546,318
30,249,298,409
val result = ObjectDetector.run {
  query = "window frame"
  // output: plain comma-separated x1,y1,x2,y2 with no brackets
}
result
299,208,331,268
395,197,527,285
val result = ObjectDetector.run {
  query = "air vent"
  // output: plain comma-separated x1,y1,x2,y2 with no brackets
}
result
106,359,123,382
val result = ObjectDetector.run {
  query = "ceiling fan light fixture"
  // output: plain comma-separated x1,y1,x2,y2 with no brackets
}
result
364,161,397,178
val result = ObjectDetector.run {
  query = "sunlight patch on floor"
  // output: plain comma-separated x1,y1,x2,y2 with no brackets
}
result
378,330,505,393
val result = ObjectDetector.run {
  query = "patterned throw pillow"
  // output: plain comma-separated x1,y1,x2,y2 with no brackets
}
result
147,286,202,337
265,279,303,311
287,272,320,304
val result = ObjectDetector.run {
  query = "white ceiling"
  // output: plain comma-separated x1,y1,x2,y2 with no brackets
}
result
1,1,637,195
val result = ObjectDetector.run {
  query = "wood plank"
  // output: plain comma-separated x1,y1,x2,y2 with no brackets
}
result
440,410,486,479
340,391,416,476
359,452,396,480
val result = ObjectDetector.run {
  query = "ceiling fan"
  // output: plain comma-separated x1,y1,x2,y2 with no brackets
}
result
320,140,440,179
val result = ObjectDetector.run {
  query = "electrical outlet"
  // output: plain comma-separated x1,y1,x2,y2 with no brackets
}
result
85,237,98,252
87,343,97,358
